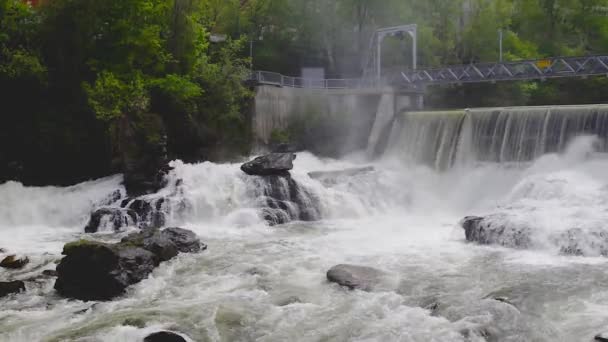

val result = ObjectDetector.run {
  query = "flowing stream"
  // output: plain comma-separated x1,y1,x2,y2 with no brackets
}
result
3,106,608,341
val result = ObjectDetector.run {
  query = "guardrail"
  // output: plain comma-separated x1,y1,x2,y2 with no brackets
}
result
249,71,378,89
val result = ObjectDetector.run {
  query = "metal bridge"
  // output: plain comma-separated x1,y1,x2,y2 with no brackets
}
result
251,55,608,90
401,55,608,86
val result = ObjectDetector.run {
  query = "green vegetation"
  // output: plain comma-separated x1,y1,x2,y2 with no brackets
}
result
1,0,608,185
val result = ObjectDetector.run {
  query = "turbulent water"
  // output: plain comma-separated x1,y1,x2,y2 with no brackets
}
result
3,106,608,341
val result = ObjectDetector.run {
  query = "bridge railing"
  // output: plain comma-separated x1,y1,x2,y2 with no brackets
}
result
401,55,608,85
250,71,378,89
250,55,608,89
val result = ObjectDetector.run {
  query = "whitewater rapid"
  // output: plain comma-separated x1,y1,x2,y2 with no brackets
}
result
2,138,608,341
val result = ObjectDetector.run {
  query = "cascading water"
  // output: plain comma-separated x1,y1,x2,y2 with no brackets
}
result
3,105,608,341
383,104,608,168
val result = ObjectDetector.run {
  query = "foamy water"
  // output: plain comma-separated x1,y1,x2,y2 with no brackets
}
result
2,137,608,341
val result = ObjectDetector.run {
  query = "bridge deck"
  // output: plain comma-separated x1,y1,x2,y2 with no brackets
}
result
251,55,608,89
402,55,608,86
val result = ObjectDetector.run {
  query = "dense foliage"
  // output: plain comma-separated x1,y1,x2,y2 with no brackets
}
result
0,0,251,185
216,0,608,106
1,0,608,185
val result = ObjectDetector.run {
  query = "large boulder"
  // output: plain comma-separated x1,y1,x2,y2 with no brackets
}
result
55,228,204,301
85,207,138,233
241,153,296,176
54,241,156,301
121,228,206,264
326,264,384,291
0,281,25,298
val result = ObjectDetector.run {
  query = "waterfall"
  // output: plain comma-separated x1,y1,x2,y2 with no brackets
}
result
383,105,608,168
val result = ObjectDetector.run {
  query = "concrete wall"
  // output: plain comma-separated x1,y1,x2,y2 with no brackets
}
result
252,85,423,156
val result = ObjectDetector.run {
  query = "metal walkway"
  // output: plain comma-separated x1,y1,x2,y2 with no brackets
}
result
401,55,608,86
251,55,608,89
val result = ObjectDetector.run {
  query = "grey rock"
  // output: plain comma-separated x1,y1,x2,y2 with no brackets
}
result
326,264,384,291
55,228,204,301
241,153,295,176
460,216,532,249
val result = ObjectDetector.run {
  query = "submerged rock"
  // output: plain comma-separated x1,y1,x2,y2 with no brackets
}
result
434,299,531,341
241,153,296,176
0,255,30,269
326,264,384,291
85,207,138,233
55,228,204,301
0,281,25,298
144,331,187,342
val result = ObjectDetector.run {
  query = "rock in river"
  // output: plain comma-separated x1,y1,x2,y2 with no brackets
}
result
596,332,608,342
0,281,25,298
326,264,384,291
241,153,296,176
84,207,138,233
460,215,532,249
144,331,187,342
0,255,30,269
55,228,204,301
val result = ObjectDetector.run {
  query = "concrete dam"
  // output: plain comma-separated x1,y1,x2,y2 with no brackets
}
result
252,85,608,165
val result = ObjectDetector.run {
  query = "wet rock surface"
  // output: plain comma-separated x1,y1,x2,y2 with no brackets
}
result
144,331,187,342
0,281,25,298
0,255,30,269
121,227,206,264
85,207,138,233
461,215,608,256
460,216,532,249
55,228,204,301
258,175,321,225
85,196,170,233
326,264,384,291
241,153,296,176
